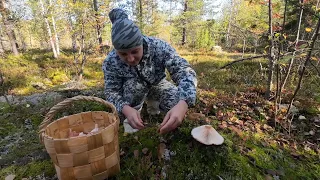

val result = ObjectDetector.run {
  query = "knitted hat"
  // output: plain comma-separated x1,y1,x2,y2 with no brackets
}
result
109,8,143,50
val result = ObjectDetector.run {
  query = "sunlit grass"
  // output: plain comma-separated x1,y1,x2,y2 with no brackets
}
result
0,50,105,95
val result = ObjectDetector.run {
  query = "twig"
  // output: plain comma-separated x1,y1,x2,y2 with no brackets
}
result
274,64,279,128
127,168,134,176
288,114,295,136
276,0,288,106
216,54,268,71
280,0,304,91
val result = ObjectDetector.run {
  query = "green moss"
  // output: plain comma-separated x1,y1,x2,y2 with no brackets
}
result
0,122,17,138
29,113,44,127
228,152,264,179
304,107,320,115
47,70,70,85
23,160,56,178
0,160,55,179
0,165,16,179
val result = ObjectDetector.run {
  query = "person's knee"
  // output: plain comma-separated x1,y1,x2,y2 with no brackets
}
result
159,90,179,112
123,78,148,107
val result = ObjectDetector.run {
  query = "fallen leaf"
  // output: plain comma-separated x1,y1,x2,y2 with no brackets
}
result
266,169,277,176
217,110,224,120
120,151,125,156
255,124,263,134
228,125,246,140
205,117,211,123
158,143,166,162
290,152,300,159
142,148,149,155
235,119,244,126
265,175,273,180
134,150,139,159
218,121,228,129
5,174,15,180
298,115,306,120
263,124,272,131
134,136,142,145
230,116,239,122
305,27,312,32
309,130,315,136
187,113,206,121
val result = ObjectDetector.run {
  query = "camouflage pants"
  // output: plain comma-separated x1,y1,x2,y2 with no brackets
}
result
120,78,179,121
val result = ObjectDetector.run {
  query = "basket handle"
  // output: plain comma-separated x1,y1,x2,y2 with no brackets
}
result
38,95,118,141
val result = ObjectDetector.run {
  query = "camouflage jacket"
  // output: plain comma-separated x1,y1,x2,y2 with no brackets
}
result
102,36,197,113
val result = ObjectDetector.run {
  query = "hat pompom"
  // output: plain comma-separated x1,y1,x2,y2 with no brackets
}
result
108,8,128,24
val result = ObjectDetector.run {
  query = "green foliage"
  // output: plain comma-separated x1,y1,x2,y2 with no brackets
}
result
171,0,205,47
196,21,215,50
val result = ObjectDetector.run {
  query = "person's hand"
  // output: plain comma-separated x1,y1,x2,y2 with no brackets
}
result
122,105,145,129
158,100,188,134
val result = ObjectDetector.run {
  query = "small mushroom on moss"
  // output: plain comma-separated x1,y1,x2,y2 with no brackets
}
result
191,125,224,145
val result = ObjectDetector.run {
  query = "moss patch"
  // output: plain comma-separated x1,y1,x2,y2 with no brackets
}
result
0,160,55,179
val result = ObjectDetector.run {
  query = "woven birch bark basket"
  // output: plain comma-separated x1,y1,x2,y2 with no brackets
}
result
39,96,120,180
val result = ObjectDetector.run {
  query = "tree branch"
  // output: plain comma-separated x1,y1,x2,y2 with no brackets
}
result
216,51,298,71
216,54,268,71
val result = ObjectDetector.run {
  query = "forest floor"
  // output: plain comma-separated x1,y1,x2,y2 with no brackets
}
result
0,50,319,179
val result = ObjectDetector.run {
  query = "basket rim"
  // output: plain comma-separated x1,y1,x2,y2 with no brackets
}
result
43,110,118,141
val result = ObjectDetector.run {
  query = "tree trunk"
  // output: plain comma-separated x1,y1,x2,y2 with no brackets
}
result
0,0,19,55
138,0,143,33
49,0,60,56
182,0,187,46
39,0,57,58
78,11,87,81
0,28,6,53
254,37,258,55
17,26,26,51
226,0,234,48
28,26,33,48
242,38,246,58
93,0,102,45
266,0,275,99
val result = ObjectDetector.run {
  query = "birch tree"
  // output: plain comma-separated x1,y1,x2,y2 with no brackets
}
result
49,0,60,56
280,0,304,91
266,0,276,98
39,0,57,58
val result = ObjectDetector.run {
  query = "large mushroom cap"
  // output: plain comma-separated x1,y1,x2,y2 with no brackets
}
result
191,125,224,145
